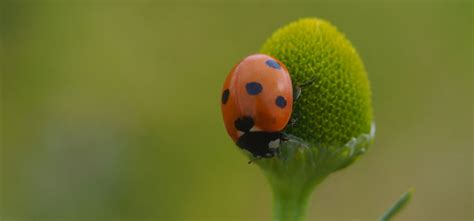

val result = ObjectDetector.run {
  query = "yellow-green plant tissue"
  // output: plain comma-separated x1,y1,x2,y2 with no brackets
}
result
255,18,375,221
261,18,373,148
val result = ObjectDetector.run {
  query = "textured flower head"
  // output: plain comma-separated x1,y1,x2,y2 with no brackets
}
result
254,18,375,184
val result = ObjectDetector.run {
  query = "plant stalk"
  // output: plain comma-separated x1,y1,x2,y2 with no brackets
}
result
272,185,313,221
267,170,328,221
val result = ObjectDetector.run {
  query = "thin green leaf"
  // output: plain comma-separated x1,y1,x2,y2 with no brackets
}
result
378,188,414,221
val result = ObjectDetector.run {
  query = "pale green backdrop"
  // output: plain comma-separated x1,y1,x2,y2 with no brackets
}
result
1,0,472,220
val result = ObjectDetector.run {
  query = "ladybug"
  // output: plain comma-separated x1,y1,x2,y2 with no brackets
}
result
221,54,293,159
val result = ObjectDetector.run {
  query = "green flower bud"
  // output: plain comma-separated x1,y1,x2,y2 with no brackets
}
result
261,18,374,148
253,18,375,220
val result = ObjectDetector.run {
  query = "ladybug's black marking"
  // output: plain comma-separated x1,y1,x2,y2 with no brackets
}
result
234,116,254,132
265,59,281,69
246,82,263,95
275,96,287,108
222,89,230,104
237,131,284,158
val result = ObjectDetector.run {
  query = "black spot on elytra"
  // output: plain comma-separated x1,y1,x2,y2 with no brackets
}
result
222,89,229,104
234,116,254,132
246,82,263,95
265,59,281,70
275,96,287,108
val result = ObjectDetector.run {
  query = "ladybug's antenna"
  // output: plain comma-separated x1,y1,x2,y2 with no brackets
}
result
294,77,317,101
299,77,317,87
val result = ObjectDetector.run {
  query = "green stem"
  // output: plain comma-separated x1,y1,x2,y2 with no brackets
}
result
272,185,313,221
266,170,328,221
253,135,365,221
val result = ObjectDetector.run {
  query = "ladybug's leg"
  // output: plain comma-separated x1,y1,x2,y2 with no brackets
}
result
287,113,299,128
294,87,302,102
293,77,317,101
288,106,303,128
248,156,262,164
272,133,287,159
282,133,310,150
280,133,289,144
289,77,317,128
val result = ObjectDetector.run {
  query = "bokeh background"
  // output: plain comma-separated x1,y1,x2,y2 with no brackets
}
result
1,0,472,220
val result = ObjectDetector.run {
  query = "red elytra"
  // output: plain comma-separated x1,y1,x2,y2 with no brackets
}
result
220,54,293,158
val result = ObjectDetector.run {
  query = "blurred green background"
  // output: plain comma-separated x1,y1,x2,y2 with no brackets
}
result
1,0,472,220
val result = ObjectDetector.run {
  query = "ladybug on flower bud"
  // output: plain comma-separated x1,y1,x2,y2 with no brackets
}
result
220,54,294,159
